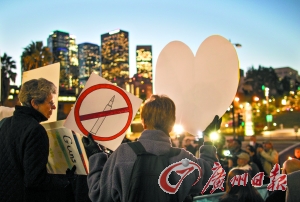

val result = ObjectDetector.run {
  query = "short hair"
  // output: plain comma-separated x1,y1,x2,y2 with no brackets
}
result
294,147,300,151
283,159,300,174
141,95,175,134
18,78,57,107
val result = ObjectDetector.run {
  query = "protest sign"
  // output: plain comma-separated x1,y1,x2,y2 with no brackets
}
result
22,62,60,123
64,73,143,151
42,120,89,175
155,35,239,136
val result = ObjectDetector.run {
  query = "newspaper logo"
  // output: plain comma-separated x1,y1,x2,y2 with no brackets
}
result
158,159,202,194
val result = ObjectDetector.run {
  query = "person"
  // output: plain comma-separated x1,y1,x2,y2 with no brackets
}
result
226,138,247,170
293,147,300,160
231,152,260,178
182,136,198,155
285,159,300,202
249,135,262,151
246,144,265,174
257,140,278,184
266,158,300,202
219,169,264,202
0,78,74,202
83,95,221,202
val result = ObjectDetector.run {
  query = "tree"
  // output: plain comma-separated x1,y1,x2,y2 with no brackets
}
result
242,65,280,99
21,41,53,72
1,53,17,104
277,76,291,96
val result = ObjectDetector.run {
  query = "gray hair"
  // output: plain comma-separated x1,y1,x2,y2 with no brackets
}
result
18,78,57,107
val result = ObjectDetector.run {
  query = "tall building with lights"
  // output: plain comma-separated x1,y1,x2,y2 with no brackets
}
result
78,42,101,87
100,29,129,85
69,35,79,88
136,45,152,79
47,30,70,88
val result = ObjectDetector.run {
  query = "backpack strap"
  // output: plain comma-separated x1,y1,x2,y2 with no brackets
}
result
127,141,147,155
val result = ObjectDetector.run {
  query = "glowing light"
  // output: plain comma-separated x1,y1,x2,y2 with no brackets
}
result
288,156,293,160
173,124,184,135
235,97,239,102
197,131,203,139
225,124,229,127
209,132,219,142
273,123,277,126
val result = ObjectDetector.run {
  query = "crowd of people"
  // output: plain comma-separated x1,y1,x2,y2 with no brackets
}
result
1,77,300,202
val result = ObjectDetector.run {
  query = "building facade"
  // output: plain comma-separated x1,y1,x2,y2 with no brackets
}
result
69,35,79,88
136,45,152,79
100,29,129,86
47,30,70,89
78,43,101,87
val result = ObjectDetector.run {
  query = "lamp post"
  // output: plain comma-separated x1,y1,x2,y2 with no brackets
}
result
230,40,242,138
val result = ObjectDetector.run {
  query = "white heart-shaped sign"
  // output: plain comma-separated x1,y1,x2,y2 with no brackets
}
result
154,35,239,136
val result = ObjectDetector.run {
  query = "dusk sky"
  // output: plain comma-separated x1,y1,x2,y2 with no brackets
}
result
1,0,299,86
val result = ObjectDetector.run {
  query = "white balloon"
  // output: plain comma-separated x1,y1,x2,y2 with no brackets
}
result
155,35,239,136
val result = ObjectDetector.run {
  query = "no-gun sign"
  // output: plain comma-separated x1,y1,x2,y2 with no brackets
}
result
64,73,142,151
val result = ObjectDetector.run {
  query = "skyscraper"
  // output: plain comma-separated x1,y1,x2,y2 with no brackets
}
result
136,45,152,79
47,30,70,88
78,42,101,87
100,29,129,85
69,35,79,88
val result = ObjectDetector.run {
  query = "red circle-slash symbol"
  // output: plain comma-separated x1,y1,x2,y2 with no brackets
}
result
74,84,133,141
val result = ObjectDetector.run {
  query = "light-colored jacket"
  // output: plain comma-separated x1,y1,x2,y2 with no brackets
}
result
259,149,278,177
87,129,218,202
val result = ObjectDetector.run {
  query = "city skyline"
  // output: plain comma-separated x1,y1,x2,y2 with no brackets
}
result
1,0,299,86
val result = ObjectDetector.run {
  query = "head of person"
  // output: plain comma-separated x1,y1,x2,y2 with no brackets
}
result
227,139,241,151
18,78,57,119
141,95,175,135
263,141,273,152
294,147,300,158
282,159,300,174
237,152,250,167
223,169,263,202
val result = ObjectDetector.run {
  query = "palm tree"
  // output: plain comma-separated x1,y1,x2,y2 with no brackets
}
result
21,41,53,72
1,53,17,104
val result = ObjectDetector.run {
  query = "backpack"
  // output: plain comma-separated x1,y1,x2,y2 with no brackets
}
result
126,141,181,202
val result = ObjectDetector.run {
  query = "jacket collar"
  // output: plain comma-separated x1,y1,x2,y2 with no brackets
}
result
14,105,48,123
139,129,171,143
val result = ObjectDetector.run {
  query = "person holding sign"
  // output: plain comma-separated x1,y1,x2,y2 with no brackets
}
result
0,78,75,202
83,94,221,202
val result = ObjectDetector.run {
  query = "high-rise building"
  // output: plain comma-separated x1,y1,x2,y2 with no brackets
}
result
100,29,129,85
47,30,70,88
69,35,79,88
78,42,101,87
136,45,152,79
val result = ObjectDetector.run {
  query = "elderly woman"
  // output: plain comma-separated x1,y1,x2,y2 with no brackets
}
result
0,78,70,202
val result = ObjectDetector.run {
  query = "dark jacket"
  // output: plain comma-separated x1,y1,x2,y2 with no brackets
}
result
0,106,68,202
87,129,218,202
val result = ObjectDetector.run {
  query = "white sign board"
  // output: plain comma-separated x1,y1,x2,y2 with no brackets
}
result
22,63,60,123
64,73,143,151
155,35,239,136
42,120,89,175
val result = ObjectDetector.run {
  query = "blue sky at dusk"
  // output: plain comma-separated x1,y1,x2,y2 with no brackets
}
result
1,0,299,86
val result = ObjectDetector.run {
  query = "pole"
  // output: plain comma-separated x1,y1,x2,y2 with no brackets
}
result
232,102,236,138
